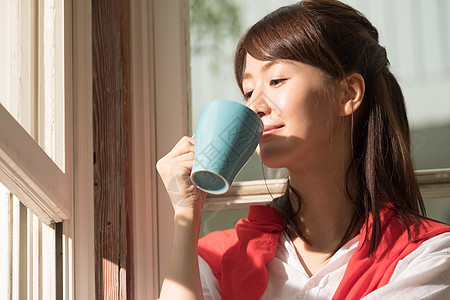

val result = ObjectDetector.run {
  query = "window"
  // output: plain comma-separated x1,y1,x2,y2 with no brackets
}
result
0,0,94,298
189,0,450,235
0,0,70,224
134,0,449,298
0,0,70,297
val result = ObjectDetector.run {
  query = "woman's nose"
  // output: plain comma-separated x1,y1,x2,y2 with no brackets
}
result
248,92,272,118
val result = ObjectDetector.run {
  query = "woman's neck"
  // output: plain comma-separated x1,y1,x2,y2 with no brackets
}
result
287,160,355,253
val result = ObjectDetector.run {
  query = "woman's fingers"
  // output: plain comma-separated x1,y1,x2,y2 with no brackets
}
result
156,150,195,178
156,136,205,211
156,137,194,176
171,151,195,162
166,136,195,158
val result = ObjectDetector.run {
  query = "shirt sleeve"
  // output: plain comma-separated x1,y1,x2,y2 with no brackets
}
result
199,255,221,300
362,232,450,300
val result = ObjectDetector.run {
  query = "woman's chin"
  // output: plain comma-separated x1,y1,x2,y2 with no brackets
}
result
259,156,288,169
257,147,290,169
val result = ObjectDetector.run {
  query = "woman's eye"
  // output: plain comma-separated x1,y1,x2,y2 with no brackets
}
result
270,78,286,86
244,90,253,100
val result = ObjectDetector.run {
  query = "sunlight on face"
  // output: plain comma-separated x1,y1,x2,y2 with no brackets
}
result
242,54,346,171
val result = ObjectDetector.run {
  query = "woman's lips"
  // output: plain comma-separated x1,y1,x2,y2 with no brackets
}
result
262,124,284,137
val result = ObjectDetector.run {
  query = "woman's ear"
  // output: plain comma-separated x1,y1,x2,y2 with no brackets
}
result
338,73,365,116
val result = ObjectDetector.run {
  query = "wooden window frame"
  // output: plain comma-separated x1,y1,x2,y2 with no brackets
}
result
204,169,450,211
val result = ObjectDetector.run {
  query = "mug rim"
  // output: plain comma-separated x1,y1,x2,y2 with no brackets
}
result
190,169,230,195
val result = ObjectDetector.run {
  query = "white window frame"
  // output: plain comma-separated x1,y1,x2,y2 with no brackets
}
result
0,0,72,225
204,169,450,210
0,0,95,298
0,104,71,224
129,0,158,297
71,0,95,299
130,0,191,298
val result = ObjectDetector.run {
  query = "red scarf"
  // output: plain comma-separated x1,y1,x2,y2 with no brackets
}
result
198,205,450,300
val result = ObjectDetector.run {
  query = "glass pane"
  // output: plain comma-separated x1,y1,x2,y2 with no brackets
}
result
424,197,450,224
190,0,294,182
0,1,65,171
200,208,248,238
190,0,450,184
346,1,450,170
192,1,450,238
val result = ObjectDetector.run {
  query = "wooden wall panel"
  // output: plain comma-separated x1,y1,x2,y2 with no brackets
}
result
92,0,132,298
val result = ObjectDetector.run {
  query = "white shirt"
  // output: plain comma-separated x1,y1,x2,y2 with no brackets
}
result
199,232,450,299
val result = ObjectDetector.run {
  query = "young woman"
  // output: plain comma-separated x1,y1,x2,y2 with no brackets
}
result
157,0,450,299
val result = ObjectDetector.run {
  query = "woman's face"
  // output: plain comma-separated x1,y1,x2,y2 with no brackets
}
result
242,54,345,171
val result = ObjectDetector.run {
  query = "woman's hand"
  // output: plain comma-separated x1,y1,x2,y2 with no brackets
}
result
156,136,206,216
157,136,206,300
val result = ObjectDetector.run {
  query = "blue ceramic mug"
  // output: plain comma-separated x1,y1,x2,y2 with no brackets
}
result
190,100,264,194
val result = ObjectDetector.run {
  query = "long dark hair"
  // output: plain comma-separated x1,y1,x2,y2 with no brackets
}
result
234,0,426,255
